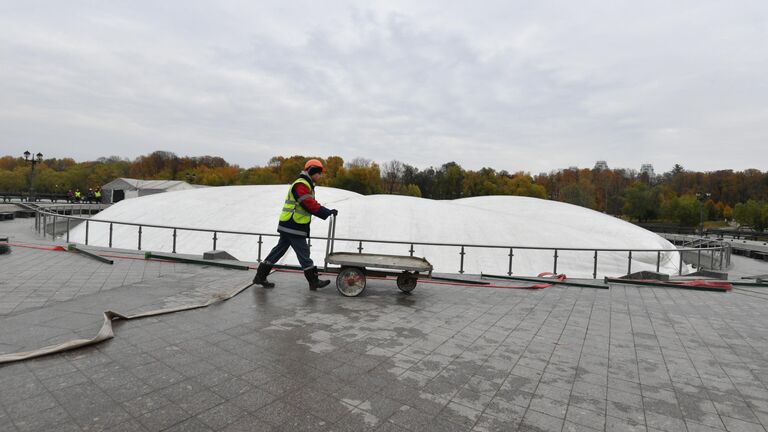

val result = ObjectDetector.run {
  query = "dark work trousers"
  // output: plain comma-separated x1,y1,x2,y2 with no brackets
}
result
263,233,314,270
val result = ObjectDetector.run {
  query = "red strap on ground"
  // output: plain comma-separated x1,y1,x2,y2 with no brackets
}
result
2,242,177,263
2,242,67,251
650,279,732,290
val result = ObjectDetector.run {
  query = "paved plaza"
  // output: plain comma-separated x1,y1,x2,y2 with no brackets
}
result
2,218,768,431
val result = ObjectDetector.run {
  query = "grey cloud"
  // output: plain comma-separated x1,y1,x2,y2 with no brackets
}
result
0,0,766,172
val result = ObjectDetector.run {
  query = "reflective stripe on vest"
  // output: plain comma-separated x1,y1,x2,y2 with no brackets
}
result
279,178,314,224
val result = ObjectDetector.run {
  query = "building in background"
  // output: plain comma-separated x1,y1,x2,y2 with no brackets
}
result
640,164,655,178
594,160,609,170
101,178,203,203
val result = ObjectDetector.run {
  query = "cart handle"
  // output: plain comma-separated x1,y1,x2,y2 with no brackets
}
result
324,213,337,271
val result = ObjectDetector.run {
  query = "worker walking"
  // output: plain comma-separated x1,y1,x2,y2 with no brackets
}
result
253,159,338,290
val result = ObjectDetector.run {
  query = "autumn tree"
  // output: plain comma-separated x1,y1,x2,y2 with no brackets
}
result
331,159,382,195
381,160,405,194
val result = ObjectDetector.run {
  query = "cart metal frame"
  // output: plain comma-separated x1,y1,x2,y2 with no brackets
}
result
324,215,433,296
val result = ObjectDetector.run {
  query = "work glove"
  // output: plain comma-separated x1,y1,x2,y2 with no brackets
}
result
330,209,338,216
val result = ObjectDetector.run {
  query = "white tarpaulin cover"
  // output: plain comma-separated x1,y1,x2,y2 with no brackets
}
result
70,185,686,278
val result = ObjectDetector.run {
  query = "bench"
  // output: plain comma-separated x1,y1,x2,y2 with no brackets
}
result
0,212,15,221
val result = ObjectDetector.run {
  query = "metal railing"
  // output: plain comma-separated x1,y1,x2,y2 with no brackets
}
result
34,209,732,278
27,202,110,215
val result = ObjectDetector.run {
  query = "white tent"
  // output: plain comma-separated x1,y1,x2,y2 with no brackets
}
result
71,185,688,278
101,178,200,203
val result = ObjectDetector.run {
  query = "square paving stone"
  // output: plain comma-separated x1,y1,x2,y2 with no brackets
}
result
196,400,246,430
218,413,274,432
163,417,214,432
719,416,766,432
176,390,226,416
529,395,569,419
11,405,71,432
520,409,565,431
287,388,352,423
388,405,435,431
326,408,380,432
229,388,278,413
137,403,190,432
122,392,173,417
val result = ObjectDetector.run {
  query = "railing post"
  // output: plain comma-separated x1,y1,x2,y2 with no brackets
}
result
508,248,514,276
85,220,89,245
213,231,218,250
257,235,263,262
52,215,57,238
358,241,363,254
66,217,70,243
553,249,558,275
409,243,414,257
679,252,683,275
138,225,142,250
627,251,632,275
719,246,724,269
710,249,715,268
697,249,701,269
109,223,113,248
172,229,177,253
459,246,465,274
42,214,47,238
656,251,661,272
593,251,598,279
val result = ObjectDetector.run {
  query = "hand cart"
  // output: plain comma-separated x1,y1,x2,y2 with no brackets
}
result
324,215,433,297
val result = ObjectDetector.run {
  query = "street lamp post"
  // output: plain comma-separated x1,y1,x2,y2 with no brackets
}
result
23,151,44,202
696,192,711,237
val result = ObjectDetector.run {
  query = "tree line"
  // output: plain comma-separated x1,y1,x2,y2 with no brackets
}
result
1,152,766,230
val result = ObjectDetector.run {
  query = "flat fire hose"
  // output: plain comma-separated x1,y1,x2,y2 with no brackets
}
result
604,277,732,291
0,282,254,364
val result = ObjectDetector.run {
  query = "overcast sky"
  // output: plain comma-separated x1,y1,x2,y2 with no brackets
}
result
1,1,766,174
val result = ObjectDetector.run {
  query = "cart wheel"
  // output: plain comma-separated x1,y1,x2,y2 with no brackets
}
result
337,267,367,297
397,273,418,293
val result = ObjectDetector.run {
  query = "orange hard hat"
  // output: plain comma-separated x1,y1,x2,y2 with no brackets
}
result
304,159,326,173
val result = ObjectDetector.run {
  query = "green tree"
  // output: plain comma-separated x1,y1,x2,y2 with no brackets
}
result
502,174,547,198
462,168,498,196
398,184,422,197
622,182,661,222
324,156,344,181
0,168,27,192
239,167,280,184
435,162,464,199
733,200,768,231
662,195,700,226
331,161,382,195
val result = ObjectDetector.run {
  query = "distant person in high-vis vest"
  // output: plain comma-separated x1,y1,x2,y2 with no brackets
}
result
253,159,338,290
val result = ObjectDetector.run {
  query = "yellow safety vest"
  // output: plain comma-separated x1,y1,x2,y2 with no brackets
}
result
279,178,314,225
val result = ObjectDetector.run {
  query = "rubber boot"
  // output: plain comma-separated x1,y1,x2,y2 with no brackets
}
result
253,262,275,288
305,266,331,290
